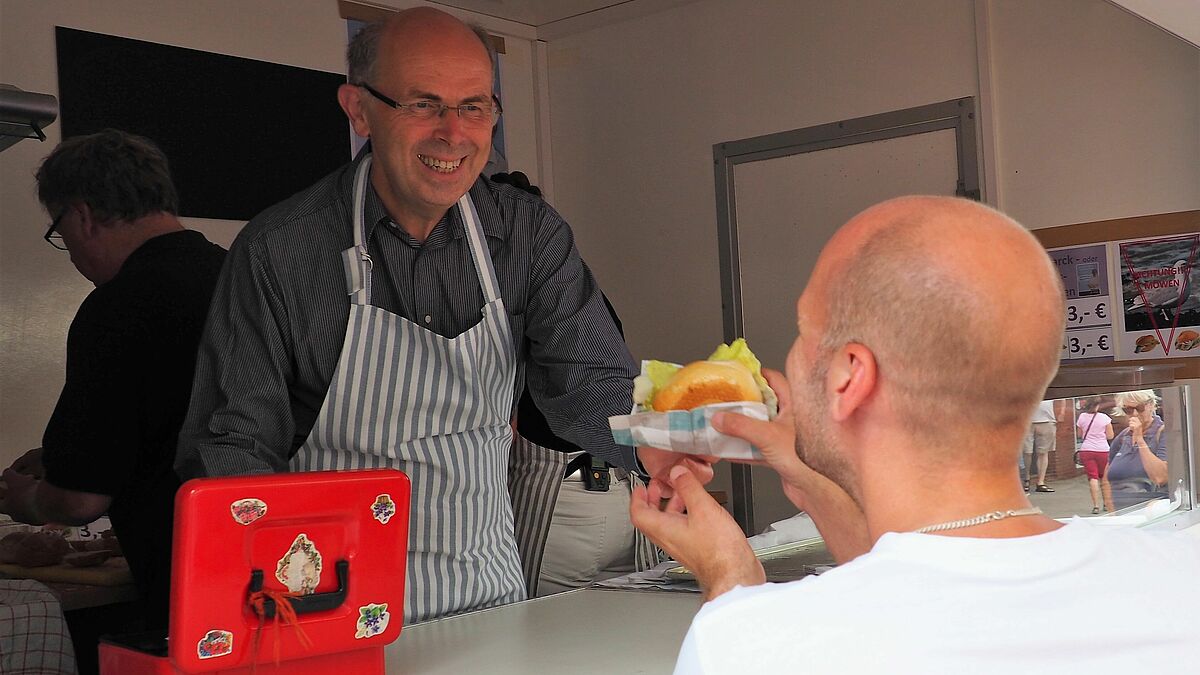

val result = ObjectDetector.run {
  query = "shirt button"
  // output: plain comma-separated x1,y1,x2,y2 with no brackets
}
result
424,315,432,324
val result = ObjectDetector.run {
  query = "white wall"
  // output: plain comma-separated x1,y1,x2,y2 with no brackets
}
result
987,0,1200,227
0,0,541,469
545,0,981,366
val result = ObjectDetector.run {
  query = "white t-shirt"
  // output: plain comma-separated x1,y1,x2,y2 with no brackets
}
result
1076,412,1112,451
674,520,1200,674
1031,400,1057,424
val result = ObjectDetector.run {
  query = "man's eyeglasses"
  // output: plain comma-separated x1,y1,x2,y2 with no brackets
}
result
359,83,502,126
1122,404,1147,414
44,210,68,251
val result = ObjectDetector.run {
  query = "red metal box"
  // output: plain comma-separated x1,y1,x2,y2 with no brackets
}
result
100,469,410,674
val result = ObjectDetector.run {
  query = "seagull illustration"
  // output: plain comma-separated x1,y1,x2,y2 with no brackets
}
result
1128,260,1191,326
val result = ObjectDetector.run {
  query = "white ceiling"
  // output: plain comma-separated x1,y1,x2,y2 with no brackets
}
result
1107,0,1200,49
430,1,1199,47
429,0,636,26
426,0,700,39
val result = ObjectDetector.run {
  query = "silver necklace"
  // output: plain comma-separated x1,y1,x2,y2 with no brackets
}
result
914,507,1043,534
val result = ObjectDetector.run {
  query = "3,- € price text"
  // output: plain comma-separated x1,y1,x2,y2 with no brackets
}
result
1066,301,1106,326
1060,326,1114,361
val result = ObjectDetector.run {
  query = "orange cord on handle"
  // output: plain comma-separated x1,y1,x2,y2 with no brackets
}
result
247,588,314,673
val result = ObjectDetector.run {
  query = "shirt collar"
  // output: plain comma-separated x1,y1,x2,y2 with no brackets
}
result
348,153,507,245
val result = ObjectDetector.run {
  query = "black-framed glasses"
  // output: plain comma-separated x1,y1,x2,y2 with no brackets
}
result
1122,404,1147,414
44,210,68,251
359,83,502,126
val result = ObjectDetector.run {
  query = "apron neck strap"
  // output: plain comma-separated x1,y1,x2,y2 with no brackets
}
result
457,191,501,304
346,155,501,306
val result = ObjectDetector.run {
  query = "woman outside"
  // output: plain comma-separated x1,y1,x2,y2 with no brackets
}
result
1103,390,1169,512
1075,397,1114,514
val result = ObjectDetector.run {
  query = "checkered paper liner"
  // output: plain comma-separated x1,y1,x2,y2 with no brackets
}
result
609,401,768,460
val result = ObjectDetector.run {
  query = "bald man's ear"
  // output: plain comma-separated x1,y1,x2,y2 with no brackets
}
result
338,83,371,138
826,343,877,422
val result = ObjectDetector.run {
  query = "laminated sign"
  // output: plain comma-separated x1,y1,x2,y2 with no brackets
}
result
1115,233,1200,360
1050,243,1115,363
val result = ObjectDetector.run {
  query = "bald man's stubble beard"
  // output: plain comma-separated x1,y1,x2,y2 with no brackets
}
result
794,367,863,509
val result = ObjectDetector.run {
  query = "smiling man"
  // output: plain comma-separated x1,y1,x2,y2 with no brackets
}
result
176,8,696,623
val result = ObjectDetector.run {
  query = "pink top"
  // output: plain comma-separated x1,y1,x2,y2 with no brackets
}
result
1076,412,1112,451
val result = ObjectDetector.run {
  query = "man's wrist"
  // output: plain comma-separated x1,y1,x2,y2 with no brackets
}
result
701,559,766,602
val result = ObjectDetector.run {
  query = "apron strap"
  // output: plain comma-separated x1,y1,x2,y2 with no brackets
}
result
340,156,500,311
342,155,374,305
458,193,502,304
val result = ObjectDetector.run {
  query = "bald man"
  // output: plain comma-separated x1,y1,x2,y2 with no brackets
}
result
177,8,699,623
632,197,1200,673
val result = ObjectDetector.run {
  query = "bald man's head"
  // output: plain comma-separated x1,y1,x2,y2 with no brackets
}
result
346,8,495,87
806,196,1064,445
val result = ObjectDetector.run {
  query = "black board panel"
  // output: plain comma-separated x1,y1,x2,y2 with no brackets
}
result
56,27,350,221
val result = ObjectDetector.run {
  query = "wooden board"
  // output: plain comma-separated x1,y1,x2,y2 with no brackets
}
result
0,556,133,586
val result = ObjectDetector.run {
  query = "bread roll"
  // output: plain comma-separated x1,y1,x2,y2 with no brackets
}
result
651,360,762,411
64,550,114,567
0,531,71,567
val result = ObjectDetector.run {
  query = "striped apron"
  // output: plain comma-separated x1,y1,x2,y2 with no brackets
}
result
508,437,662,596
291,156,525,623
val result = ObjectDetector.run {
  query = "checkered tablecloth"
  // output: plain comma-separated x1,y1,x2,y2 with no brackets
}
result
0,578,77,674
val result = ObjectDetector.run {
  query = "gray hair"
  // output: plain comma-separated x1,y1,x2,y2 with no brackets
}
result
36,129,178,222
346,19,496,86
1114,389,1158,411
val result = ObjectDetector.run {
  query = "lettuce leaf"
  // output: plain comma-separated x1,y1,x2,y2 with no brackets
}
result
707,338,778,416
634,339,778,417
632,360,681,410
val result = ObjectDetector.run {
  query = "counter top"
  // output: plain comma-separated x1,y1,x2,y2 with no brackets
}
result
386,588,701,674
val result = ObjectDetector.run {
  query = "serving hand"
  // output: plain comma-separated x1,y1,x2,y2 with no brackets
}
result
0,468,44,524
9,448,45,479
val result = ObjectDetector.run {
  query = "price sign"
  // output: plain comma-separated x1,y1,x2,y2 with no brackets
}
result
1065,297,1109,329
1062,326,1114,361
1050,243,1114,363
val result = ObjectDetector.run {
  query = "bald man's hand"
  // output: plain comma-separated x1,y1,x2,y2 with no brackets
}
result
636,447,717,513
712,369,871,563
711,369,822,508
630,464,764,601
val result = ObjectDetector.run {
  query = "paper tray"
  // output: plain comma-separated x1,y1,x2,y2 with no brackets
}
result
664,537,835,583
609,401,769,460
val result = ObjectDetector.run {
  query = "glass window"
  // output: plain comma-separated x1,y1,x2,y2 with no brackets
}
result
1027,384,1192,524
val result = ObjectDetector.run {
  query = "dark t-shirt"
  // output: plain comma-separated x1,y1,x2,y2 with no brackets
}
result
42,229,226,629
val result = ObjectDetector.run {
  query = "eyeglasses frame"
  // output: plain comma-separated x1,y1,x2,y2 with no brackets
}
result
44,209,68,251
359,83,502,126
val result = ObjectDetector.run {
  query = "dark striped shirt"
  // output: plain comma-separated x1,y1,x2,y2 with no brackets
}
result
176,153,638,478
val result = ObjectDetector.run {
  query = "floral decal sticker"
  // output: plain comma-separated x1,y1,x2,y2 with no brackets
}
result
230,498,267,525
355,603,390,639
371,494,397,525
196,629,233,659
275,533,322,595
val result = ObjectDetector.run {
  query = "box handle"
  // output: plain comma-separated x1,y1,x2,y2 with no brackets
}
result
248,559,349,618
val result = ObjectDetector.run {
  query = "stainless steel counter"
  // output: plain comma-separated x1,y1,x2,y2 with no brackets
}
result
385,589,701,674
